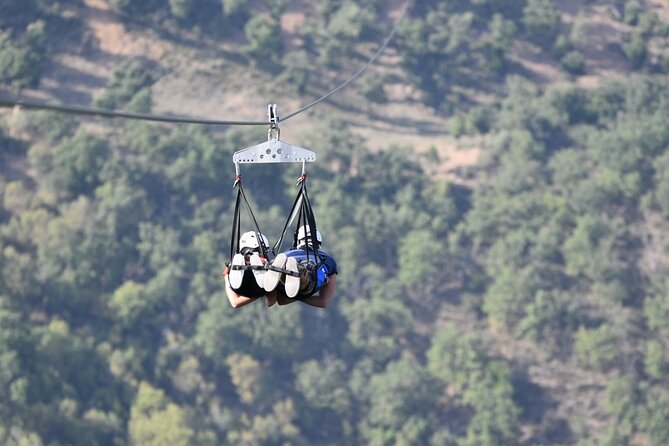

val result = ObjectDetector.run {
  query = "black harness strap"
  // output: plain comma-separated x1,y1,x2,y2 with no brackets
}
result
230,184,242,261
267,265,301,277
297,179,320,263
273,182,304,256
230,264,266,271
230,179,269,263
273,176,322,266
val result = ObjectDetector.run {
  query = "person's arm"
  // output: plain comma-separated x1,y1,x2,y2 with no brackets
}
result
299,274,337,309
222,267,259,308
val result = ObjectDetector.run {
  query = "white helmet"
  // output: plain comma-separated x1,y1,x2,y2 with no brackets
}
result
240,231,269,250
297,225,322,248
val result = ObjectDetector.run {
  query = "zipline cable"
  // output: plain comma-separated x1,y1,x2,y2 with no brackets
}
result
0,0,412,126
282,0,412,122
0,97,267,125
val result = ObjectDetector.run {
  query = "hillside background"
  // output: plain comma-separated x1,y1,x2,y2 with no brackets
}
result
2,0,669,445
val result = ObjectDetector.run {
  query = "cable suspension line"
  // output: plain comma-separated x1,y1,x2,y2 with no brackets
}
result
0,0,412,126
0,97,267,125
282,0,412,122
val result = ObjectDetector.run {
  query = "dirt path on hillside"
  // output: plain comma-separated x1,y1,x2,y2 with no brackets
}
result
20,0,662,186
82,0,166,60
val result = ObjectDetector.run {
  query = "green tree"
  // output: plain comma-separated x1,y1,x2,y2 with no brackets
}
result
644,340,665,381
295,357,350,414
651,146,669,217
128,382,193,446
428,326,486,388
462,361,521,446
362,360,439,446
360,74,387,104
481,13,516,73
108,0,134,14
623,0,642,26
0,307,31,414
279,50,310,94
0,22,45,90
16,109,76,144
483,266,541,332
169,0,195,20
604,377,638,440
622,32,647,69
636,385,669,445
343,296,412,363
242,15,283,65
94,60,153,111
522,0,561,47
226,398,301,445
644,280,669,338
264,0,290,20
563,214,628,298
561,50,586,76
195,299,304,366
398,229,440,287
226,353,267,405
50,130,110,197
109,281,149,328
575,325,618,370
516,290,571,344
221,0,248,19
319,1,369,64
428,328,520,445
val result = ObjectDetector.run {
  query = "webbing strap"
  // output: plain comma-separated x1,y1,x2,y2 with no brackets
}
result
272,179,320,263
230,187,242,261
229,181,269,261
273,185,303,256
230,264,267,271
268,265,301,277
293,181,320,264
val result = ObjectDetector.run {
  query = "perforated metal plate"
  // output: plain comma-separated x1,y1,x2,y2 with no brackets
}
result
233,140,317,164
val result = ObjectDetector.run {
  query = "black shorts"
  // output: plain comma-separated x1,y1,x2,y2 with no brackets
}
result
231,271,265,298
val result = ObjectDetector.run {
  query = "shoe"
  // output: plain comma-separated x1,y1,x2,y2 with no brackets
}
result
228,253,245,289
284,257,300,298
250,253,265,288
264,253,286,292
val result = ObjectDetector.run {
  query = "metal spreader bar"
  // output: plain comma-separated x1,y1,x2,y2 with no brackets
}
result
232,104,316,165
233,139,317,164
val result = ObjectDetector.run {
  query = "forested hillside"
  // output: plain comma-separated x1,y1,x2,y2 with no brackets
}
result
2,0,669,445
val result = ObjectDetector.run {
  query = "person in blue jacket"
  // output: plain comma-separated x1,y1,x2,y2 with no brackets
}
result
264,225,338,309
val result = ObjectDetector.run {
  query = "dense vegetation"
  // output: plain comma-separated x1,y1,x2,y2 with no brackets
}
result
2,0,669,445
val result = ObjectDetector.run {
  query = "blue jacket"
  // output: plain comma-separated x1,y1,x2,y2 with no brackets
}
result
284,248,338,289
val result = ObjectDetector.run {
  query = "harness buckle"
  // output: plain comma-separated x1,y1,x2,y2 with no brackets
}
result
233,162,241,188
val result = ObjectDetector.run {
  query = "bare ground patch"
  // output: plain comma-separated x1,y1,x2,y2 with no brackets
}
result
12,0,664,187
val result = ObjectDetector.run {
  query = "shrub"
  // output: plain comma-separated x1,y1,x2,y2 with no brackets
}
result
623,33,647,69
168,0,194,20
242,15,283,65
0,21,46,90
360,74,387,104
561,50,586,76
575,325,618,370
522,0,561,47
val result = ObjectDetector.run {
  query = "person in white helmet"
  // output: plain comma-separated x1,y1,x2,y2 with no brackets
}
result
263,225,338,308
223,231,277,308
